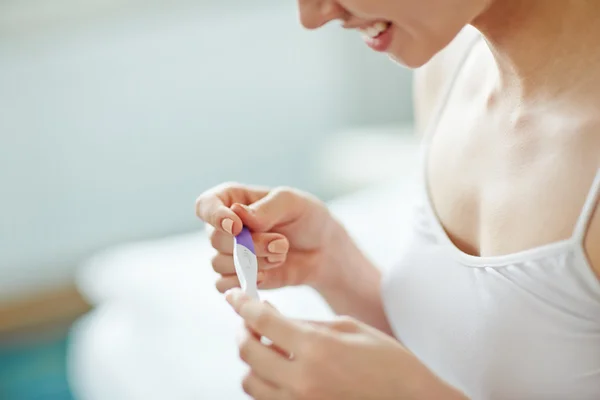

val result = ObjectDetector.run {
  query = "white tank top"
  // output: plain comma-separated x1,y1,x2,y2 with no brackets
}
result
381,38,600,400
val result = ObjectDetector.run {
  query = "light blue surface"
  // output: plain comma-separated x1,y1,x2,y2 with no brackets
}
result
0,1,413,301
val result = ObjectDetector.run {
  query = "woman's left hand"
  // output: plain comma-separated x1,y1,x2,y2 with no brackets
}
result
225,289,467,400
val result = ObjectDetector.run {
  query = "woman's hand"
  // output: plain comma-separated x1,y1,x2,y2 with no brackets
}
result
226,289,467,400
195,183,343,292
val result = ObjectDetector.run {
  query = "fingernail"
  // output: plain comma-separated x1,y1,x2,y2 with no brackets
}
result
267,239,288,254
221,218,234,235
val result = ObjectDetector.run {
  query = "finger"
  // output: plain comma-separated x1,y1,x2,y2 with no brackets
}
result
226,289,303,353
244,301,277,333
210,230,289,257
211,254,236,275
237,327,291,385
196,196,243,236
246,321,261,339
245,309,290,358
209,230,234,255
241,372,281,400
256,251,318,289
215,272,267,294
195,184,269,235
231,187,305,232
212,253,286,276
216,275,240,293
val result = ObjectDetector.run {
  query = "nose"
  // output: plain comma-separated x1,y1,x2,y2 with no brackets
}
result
297,0,348,30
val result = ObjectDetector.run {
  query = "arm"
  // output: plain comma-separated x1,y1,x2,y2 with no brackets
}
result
309,28,485,336
310,27,484,336
311,221,395,336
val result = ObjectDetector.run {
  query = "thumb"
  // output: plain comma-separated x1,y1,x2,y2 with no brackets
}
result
231,189,303,232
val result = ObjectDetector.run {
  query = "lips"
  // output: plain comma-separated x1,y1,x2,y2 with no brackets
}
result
361,22,393,52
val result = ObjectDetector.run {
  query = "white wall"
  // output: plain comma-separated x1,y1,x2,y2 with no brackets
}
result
0,1,413,300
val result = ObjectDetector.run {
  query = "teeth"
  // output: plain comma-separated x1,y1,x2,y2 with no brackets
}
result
366,26,379,37
374,21,389,32
360,22,390,39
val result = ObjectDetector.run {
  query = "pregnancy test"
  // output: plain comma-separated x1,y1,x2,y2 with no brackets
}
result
233,227,260,300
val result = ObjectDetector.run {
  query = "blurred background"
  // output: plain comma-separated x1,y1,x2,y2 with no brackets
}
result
0,0,415,398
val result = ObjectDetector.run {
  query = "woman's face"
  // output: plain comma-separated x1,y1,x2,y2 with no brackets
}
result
297,0,489,67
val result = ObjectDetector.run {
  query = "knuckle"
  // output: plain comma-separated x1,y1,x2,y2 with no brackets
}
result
238,337,252,364
252,308,271,332
333,316,359,332
210,253,221,272
299,332,327,363
203,222,215,236
238,346,248,364
194,194,207,218
273,186,296,200
209,231,220,249
210,231,231,252
196,181,240,219
220,181,240,190
213,181,238,194
336,315,356,324
298,13,319,30
241,373,253,395
271,186,302,211
215,278,232,293
291,375,318,400
253,309,272,332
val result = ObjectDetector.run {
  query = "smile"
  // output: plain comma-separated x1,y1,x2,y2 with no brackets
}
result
358,21,393,52
358,21,391,39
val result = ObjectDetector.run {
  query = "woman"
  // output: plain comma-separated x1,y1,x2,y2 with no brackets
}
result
195,0,600,398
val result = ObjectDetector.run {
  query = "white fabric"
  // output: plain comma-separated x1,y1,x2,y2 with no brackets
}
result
382,169,600,400
383,45,600,398
382,34,600,399
68,175,418,400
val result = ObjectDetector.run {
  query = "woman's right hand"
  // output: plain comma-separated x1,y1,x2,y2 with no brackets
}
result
195,183,345,293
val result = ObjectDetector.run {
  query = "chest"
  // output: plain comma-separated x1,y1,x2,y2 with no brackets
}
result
426,75,599,258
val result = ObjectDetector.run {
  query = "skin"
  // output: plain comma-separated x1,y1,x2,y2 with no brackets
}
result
196,0,600,398
224,289,467,400
297,0,489,67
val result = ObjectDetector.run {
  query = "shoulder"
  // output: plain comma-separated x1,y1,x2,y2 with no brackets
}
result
413,26,481,135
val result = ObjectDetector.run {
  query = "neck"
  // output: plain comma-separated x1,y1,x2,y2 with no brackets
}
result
472,0,600,102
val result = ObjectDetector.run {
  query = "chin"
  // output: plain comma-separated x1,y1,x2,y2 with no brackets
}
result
387,37,441,69
388,51,431,69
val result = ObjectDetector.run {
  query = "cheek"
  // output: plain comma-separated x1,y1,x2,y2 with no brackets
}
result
339,0,394,19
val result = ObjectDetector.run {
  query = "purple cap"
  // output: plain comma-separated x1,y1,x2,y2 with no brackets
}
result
235,227,256,255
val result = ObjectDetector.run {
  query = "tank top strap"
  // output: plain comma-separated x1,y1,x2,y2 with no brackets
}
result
418,32,482,193
573,167,600,243
420,33,482,147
